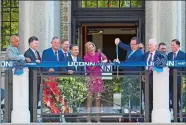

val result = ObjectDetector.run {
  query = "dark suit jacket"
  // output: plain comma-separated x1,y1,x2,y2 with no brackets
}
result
168,50,185,72
42,48,65,71
24,48,41,120
24,48,41,70
168,50,185,86
143,50,160,86
61,50,71,60
118,41,144,71
66,56,84,75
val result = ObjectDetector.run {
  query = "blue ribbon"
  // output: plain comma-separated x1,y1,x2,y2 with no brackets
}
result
13,60,25,75
1,60,186,68
116,44,118,59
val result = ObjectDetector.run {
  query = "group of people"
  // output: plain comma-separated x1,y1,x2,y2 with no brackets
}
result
4,35,186,122
115,37,185,122
5,35,108,122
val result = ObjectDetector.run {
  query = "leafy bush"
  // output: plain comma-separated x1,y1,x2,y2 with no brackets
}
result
57,77,87,112
182,77,186,112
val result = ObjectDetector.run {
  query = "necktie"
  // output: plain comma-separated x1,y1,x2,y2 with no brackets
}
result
173,52,176,60
54,51,59,61
148,52,153,72
35,51,39,60
64,52,67,57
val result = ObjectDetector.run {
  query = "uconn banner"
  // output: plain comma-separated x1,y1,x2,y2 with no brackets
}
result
0,60,186,68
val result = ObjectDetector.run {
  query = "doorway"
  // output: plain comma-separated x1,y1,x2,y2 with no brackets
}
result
79,23,137,61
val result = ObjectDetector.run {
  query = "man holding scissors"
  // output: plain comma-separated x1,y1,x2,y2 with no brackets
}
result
114,37,144,70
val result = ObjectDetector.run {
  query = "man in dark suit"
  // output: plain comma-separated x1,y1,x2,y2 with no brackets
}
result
64,44,84,122
168,39,185,118
114,37,144,71
42,37,65,72
66,44,84,75
24,36,41,122
60,39,71,59
143,39,160,122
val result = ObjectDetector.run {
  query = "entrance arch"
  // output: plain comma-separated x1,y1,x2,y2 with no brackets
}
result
71,1,145,58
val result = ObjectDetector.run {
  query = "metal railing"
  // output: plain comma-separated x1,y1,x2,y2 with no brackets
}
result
1,69,186,123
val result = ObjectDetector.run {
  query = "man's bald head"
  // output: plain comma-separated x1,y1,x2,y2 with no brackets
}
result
148,39,157,52
10,35,19,47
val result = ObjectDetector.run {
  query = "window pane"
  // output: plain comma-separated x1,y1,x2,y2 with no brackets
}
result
86,0,97,8
11,0,19,7
98,0,108,8
11,22,18,34
11,8,19,21
131,0,142,7
80,0,86,8
1,35,10,49
120,1,131,8
2,0,10,7
2,22,10,35
1,0,19,49
109,0,119,8
2,10,10,21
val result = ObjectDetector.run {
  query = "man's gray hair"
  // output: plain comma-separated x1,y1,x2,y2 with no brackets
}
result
148,39,157,46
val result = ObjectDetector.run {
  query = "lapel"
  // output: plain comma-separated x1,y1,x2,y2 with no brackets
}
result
69,56,76,71
175,50,180,60
28,48,37,60
145,51,150,61
128,49,139,59
153,50,158,61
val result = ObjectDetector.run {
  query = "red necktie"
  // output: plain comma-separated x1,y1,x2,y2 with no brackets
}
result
148,52,153,72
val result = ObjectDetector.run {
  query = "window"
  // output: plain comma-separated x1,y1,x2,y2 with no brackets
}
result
79,0,142,8
1,0,19,50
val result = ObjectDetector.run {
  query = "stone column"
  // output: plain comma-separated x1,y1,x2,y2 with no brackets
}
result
18,1,32,54
19,1,61,54
61,1,71,42
152,68,171,123
145,1,185,51
11,68,30,123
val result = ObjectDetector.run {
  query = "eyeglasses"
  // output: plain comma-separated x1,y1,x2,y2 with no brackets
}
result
130,44,137,46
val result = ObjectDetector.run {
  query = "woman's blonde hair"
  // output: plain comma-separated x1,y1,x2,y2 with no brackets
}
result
85,41,96,53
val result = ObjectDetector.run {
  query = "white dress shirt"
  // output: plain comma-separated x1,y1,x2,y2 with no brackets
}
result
71,55,77,70
172,49,179,59
62,49,69,57
146,50,156,70
30,47,39,59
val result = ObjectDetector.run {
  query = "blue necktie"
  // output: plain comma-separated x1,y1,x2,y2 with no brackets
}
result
128,51,133,58
54,51,59,61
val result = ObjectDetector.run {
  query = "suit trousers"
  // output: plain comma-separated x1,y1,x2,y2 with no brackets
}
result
29,70,41,122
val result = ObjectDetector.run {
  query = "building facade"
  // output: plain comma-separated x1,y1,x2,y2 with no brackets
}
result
1,1,185,55
0,0,186,85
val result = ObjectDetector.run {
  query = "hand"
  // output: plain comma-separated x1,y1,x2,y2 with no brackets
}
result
113,58,120,63
91,66,96,70
36,60,41,63
142,76,145,82
25,58,31,62
49,68,54,72
68,70,73,74
115,38,120,45
102,60,107,63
